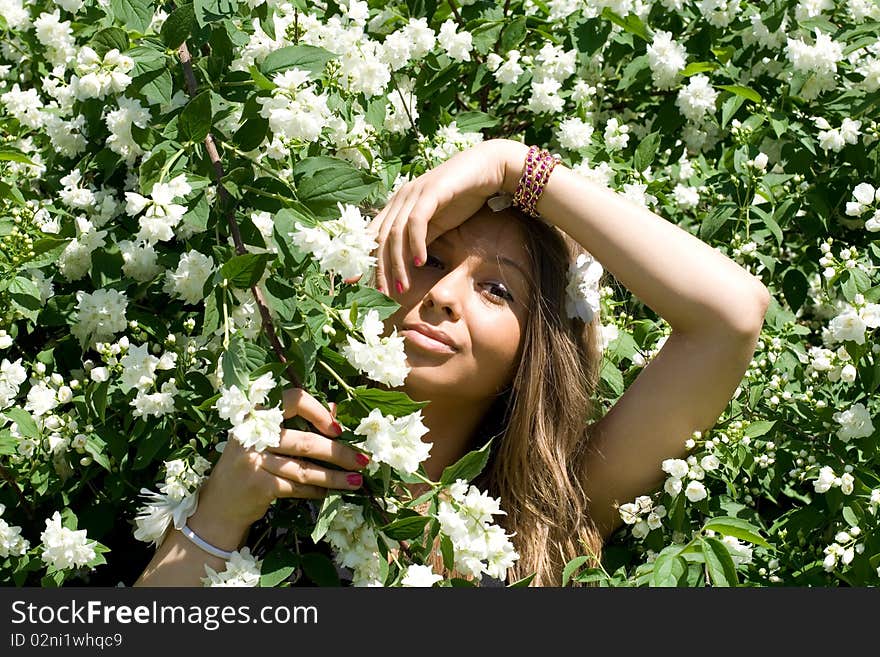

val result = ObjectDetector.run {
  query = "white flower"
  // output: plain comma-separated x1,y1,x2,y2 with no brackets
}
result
400,564,443,587
73,288,128,349
676,74,719,123
437,19,473,62
340,309,410,387
202,547,262,587
684,480,708,502
40,511,97,570
813,465,838,493
133,489,198,546
215,373,284,452
662,458,690,479
163,250,215,305
646,30,688,89
664,476,683,496
832,402,875,443
564,252,603,323
354,408,432,475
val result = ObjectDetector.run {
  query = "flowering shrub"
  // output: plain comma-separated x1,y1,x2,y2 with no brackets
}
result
0,0,878,587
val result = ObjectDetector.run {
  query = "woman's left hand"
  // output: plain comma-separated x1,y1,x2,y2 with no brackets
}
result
344,138,511,294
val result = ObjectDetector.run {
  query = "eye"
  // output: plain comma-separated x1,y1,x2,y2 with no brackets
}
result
423,253,514,303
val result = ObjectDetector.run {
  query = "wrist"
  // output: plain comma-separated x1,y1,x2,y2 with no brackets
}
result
496,139,531,196
186,492,252,553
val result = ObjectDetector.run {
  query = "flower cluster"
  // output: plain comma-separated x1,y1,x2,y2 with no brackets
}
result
339,308,409,387
618,494,667,540
288,202,378,281
40,511,97,571
661,455,719,502
0,504,30,558
813,465,855,495
564,252,604,324
214,372,285,452
437,479,520,581
124,174,193,245
324,501,392,587
844,182,880,231
134,457,211,546
201,547,262,587
352,407,431,475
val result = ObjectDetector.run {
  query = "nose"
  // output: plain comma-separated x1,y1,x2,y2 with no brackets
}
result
421,265,468,320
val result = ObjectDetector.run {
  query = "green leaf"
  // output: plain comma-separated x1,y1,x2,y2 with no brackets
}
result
2,407,38,440
221,336,250,390
507,572,536,587
440,440,492,486
744,420,775,439
633,130,661,172
0,149,35,165
220,252,271,288
600,7,651,42
699,203,736,241
85,435,112,472
380,515,431,540
650,552,687,587
573,18,612,56
842,506,859,527
133,423,171,470
682,61,717,76
194,0,239,27
700,537,739,587
721,94,745,129
500,16,527,52
110,0,155,33
562,555,590,586
91,27,129,58
702,516,771,549
292,156,379,211
179,90,212,142
161,3,196,49
300,552,340,586
134,67,173,106
260,44,335,78
717,84,762,104
260,547,299,587
310,492,341,543
440,533,455,571
782,269,808,313
453,110,500,133
350,386,429,416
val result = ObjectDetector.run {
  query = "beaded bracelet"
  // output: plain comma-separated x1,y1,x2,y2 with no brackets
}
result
512,145,561,219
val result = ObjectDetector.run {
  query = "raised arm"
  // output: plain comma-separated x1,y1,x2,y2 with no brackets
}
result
494,139,770,540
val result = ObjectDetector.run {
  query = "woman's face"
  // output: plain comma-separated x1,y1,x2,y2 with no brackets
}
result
383,206,533,402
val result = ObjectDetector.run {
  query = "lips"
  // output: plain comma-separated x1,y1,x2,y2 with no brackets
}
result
401,323,458,351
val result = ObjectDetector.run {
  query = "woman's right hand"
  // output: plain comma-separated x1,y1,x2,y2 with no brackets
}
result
193,387,370,536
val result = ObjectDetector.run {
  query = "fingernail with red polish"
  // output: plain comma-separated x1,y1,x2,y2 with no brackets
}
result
413,256,422,267
347,473,363,487
331,421,343,435
395,280,404,294
355,453,370,467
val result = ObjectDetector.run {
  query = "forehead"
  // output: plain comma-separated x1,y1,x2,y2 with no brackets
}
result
434,207,530,263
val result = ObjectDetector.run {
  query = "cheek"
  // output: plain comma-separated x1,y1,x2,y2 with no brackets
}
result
469,313,523,376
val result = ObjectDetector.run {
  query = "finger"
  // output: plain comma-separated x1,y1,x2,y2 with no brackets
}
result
390,193,420,293
374,193,408,294
408,192,439,271
281,387,342,437
268,428,369,472
259,453,364,491
267,473,328,500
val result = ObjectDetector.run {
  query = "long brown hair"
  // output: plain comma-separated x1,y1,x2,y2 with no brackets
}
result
358,200,609,586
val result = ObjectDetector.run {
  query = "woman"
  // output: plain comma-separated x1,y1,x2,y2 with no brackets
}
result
136,138,770,587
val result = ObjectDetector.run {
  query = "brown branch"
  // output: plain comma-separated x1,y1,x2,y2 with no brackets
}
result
177,41,300,387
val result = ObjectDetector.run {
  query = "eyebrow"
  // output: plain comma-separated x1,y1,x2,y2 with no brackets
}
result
433,233,532,286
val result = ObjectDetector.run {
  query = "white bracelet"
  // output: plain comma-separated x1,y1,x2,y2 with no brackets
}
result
180,523,235,560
